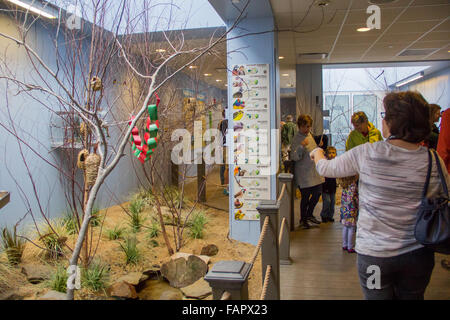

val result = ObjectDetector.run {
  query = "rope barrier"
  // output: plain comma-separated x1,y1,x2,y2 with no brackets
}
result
277,183,286,202
220,291,232,300
249,215,270,267
278,217,287,247
260,265,272,300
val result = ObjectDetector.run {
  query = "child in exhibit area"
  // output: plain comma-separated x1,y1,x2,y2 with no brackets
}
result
320,146,337,223
337,175,359,253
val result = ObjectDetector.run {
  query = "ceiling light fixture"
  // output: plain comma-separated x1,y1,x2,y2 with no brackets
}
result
282,74,289,77
189,65,198,69
395,71,424,88
155,49,166,53
216,79,222,82
204,73,212,77
7,0,56,19
357,27,371,32
279,56,285,60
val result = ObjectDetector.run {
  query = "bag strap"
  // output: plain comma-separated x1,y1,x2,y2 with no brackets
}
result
422,150,433,198
432,150,449,197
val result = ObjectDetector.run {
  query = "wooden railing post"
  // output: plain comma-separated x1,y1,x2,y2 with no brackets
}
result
256,200,280,300
278,173,293,265
204,260,251,300
284,160,296,231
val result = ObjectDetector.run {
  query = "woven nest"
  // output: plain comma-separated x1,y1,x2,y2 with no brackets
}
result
77,149,89,170
90,76,103,92
80,121,91,137
85,153,101,187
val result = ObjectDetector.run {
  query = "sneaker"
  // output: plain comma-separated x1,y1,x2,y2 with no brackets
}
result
329,218,335,222
308,216,321,224
342,247,347,251
300,220,310,229
347,248,356,253
321,217,329,223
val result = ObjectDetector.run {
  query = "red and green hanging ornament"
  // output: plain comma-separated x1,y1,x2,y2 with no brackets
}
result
128,93,160,163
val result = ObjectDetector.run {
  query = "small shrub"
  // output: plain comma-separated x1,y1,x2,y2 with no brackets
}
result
148,239,159,248
189,211,207,239
119,236,140,265
135,187,155,206
148,221,159,239
105,226,125,240
128,199,145,233
39,220,69,260
82,261,110,292
62,212,79,235
1,225,26,265
161,186,187,209
49,265,68,293
89,207,103,227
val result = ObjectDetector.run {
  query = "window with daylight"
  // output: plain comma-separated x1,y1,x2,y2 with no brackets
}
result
324,94,351,154
353,94,378,128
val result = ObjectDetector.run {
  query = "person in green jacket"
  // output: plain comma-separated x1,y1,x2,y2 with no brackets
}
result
281,115,298,166
346,111,383,151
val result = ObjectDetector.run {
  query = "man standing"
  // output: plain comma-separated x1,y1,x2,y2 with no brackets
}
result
281,115,297,172
218,110,229,195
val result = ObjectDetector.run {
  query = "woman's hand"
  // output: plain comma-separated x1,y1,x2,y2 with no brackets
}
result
301,139,309,147
310,147,326,164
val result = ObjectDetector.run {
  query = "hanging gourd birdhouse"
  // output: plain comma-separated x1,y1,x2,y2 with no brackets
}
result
90,76,103,92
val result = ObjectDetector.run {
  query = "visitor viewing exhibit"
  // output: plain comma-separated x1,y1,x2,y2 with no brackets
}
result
0,0,448,309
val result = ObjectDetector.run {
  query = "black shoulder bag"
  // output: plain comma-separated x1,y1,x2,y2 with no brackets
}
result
414,150,450,254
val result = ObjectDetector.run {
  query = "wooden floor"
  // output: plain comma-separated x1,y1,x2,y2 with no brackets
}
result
280,200,450,300
188,171,449,300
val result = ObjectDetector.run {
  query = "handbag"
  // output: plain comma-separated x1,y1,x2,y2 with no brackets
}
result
414,150,450,254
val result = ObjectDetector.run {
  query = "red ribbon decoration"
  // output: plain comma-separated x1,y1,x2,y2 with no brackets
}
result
128,94,160,163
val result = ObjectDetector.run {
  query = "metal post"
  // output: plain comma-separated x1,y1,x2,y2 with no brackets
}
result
278,173,293,265
204,260,251,300
256,200,280,300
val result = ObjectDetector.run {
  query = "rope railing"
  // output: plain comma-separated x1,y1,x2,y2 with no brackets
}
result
204,173,294,300
278,217,287,246
220,291,232,300
249,215,270,267
260,265,272,300
277,183,286,202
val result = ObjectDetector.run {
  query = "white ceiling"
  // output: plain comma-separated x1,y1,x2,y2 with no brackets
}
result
273,0,450,86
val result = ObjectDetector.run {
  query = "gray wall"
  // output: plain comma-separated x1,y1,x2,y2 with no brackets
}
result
403,67,450,112
280,97,297,122
296,64,324,135
0,12,226,230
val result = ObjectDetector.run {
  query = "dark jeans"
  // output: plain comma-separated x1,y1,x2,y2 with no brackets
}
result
357,247,435,300
299,184,322,222
220,164,226,185
320,192,336,220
